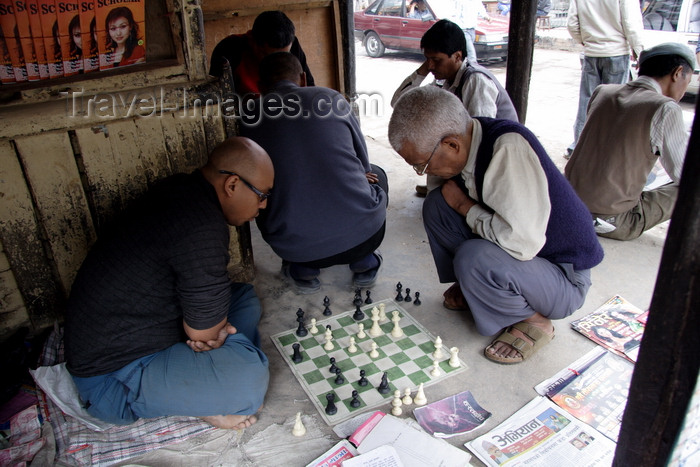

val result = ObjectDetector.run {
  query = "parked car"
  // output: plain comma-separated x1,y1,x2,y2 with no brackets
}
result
638,0,699,94
353,0,509,62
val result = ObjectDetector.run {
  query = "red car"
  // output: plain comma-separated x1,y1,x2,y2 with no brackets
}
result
353,0,509,62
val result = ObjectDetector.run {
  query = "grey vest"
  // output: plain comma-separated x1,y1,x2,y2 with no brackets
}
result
455,60,518,121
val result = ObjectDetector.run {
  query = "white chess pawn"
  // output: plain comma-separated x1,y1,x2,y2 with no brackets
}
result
324,333,334,351
369,314,382,337
378,303,387,321
348,336,357,353
414,383,427,406
292,412,306,436
391,313,404,338
391,389,403,416
309,318,318,334
402,387,413,405
371,306,379,319
433,336,444,359
369,341,379,358
324,326,332,339
357,323,366,339
430,359,441,377
448,346,461,368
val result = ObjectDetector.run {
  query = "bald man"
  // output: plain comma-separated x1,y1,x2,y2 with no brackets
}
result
65,137,273,429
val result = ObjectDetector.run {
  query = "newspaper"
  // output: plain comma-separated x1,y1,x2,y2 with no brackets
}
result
465,397,616,467
413,390,491,438
570,295,646,362
535,347,633,442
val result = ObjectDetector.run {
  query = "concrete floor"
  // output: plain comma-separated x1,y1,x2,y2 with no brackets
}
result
119,41,695,466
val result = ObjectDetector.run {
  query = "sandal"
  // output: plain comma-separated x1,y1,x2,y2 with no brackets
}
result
442,283,469,311
484,322,555,364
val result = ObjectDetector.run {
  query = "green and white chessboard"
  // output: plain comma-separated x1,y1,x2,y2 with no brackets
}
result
271,299,468,425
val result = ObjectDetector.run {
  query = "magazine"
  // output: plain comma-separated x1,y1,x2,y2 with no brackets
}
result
95,0,146,70
536,348,634,442
38,0,63,78
13,0,41,80
56,0,82,76
0,0,28,82
24,0,50,79
413,390,491,438
570,295,646,362
78,0,97,72
466,397,616,467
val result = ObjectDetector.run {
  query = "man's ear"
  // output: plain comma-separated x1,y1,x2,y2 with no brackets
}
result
222,174,238,197
452,50,463,62
299,71,307,87
442,135,461,154
672,65,686,82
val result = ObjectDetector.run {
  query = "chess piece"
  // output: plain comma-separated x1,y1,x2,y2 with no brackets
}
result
347,336,357,353
325,324,332,338
396,282,402,293
391,389,403,416
413,291,421,306
358,369,368,386
414,383,427,406
365,290,372,304
353,291,363,307
402,387,413,405
323,296,332,316
296,317,308,337
369,312,382,337
334,368,345,385
292,412,306,436
378,303,387,321
391,312,404,338
395,288,403,301
353,304,365,321
377,372,390,394
296,307,304,321
324,330,334,351
369,342,379,358
433,336,443,359
404,288,412,303
309,318,318,334
329,357,337,373
431,359,441,377
325,392,338,415
292,343,303,363
357,323,366,339
350,390,361,408
449,346,461,368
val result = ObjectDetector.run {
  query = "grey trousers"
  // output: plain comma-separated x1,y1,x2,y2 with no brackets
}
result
423,189,592,336
595,184,678,241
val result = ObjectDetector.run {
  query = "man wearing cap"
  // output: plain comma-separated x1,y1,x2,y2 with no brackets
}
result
565,42,694,241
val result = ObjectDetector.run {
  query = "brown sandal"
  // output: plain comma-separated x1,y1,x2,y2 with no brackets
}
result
484,322,555,364
442,283,469,311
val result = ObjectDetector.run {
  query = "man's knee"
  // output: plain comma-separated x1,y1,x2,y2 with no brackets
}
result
422,188,445,225
454,240,505,286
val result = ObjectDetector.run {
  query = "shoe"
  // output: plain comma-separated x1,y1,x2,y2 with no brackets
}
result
442,283,469,311
484,322,555,364
352,251,383,288
563,148,573,160
415,184,428,197
281,262,321,294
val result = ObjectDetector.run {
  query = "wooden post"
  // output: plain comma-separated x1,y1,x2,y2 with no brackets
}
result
613,95,700,465
504,0,537,123
339,0,355,98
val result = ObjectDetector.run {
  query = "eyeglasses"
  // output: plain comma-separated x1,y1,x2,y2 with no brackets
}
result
219,170,271,202
412,140,441,176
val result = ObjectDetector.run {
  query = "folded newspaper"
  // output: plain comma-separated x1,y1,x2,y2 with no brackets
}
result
465,397,616,466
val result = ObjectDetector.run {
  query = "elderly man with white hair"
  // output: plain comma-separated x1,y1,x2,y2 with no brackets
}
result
388,87,604,364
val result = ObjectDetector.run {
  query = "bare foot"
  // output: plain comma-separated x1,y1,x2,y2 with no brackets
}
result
485,313,554,361
442,283,468,311
201,413,258,430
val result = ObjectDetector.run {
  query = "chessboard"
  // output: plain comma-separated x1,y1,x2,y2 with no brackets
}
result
270,299,468,425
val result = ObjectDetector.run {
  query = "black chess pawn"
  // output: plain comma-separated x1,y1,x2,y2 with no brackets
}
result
291,343,303,363
413,291,421,306
325,392,338,415
334,368,345,385
350,390,361,408
323,296,332,316
358,369,368,386
377,372,390,394
404,287,412,303
296,317,308,337
364,290,372,304
353,304,365,321
329,357,338,373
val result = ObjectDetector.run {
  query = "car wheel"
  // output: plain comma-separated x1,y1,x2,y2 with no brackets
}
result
365,32,385,58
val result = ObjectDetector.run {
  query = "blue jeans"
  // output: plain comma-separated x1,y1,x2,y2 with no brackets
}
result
464,28,477,61
422,189,591,336
569,54,630,152
72,283,269,425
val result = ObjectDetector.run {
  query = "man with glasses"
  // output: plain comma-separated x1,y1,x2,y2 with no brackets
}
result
240,52,388,294
65,137,273,429
389,87,603,364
